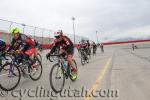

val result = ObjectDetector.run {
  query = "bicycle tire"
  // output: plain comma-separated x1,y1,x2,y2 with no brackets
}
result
29,56,43,81
49,63,65,93
86,57,89,63
36,53,42,62
81,52,85,65
0,63,21,91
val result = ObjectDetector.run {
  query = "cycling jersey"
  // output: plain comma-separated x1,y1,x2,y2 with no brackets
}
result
0,39,6,51
93,43,97,49
86,42,91,49
80,42,87,49
8,33,35,52
8,33,37,67
50,36,74,55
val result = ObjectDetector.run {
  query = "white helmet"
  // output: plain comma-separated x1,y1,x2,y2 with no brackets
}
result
54,30,63,37
54,32,60,37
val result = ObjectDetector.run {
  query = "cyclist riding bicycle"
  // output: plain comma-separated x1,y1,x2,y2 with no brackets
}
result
92,42,97,55
8,27,37,73
46,30,77,73
0,39,7,65
80,39,88,54
0,39,6,53
86,40,90,48
86,40,91,55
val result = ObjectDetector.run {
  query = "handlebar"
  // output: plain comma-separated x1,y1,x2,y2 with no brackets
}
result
48,53,67,62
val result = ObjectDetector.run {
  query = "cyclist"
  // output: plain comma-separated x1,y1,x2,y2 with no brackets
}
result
100,43,104,52
0,39,6,65
46,30,77,74
79,39,89,60
0,39,6,53
92,42,97,56
76,42,81,56
8,27,37,74
86,40,91,56
80,39,88,53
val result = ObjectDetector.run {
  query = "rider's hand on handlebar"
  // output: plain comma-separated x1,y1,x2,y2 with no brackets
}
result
16,50,21,54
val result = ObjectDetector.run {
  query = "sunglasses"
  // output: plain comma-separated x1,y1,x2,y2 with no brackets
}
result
55,36,60,38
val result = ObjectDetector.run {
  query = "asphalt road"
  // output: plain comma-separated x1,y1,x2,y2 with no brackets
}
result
1,44,150,100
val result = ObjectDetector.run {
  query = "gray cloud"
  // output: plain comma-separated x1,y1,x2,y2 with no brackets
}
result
0,0,150,42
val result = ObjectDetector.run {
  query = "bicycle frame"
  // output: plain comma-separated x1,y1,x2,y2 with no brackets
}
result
50,54,69,76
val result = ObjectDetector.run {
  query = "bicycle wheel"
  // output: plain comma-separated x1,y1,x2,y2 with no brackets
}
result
86,56,89,63
70,59,78,81
88,49,91,59
81,52,85,65
29,56,43,81
2,53,13,70
0,63,21,91
36,53,42,62
49,63,65,93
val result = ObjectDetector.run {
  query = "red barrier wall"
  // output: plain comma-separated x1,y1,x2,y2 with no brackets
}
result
1,31,150,49
103,39,150,45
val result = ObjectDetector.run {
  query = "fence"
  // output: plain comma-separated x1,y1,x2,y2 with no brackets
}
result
0,19,89,47
0,19,55,45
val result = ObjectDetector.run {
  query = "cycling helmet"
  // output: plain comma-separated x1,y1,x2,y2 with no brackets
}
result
10,27,20,36
54,30,63,37
81,39,85,43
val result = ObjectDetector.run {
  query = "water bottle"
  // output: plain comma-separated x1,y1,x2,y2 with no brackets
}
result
63,60,68,71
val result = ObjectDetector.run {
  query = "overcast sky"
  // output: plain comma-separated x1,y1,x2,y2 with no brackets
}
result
0,0,150,42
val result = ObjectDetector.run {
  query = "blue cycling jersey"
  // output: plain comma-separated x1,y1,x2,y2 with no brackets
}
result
0,39,5,46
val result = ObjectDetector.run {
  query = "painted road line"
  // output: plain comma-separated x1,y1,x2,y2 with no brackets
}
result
84,57,112,100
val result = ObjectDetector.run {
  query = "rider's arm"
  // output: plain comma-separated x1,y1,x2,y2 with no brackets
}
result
49,40,59,54
50,46,57,54
7,38,15,52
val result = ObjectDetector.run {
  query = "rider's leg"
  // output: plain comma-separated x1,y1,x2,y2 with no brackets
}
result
67,47,77,73
24,48,37,73
67,54,77,73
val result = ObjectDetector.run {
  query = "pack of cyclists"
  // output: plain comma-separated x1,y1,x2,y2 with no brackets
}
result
1,28,98,67
0,27,100,92
77,39,97,57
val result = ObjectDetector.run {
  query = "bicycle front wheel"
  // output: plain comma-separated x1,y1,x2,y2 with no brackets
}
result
81,53,85,65
29,56,43,81
36,53,42,62
49,63,65,93
0,63,21,91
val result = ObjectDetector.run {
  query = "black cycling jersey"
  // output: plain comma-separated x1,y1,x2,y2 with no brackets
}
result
50,36,74,54
80,42,87,49
0,39,6,51
8,33,35,52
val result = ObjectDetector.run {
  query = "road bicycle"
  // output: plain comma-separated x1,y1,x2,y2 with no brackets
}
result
49,54,77,93
80,48,89,65
0,51,12,68
0,49,42,91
